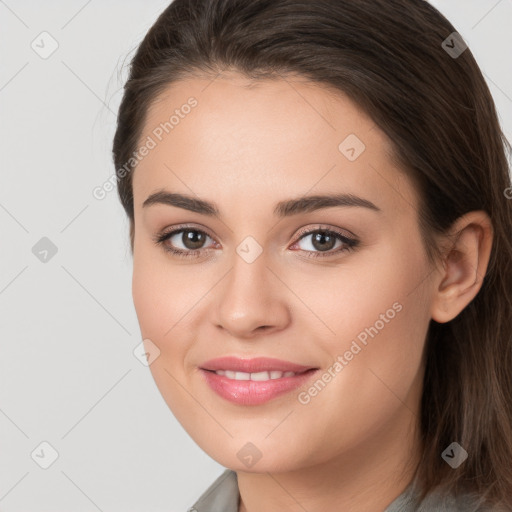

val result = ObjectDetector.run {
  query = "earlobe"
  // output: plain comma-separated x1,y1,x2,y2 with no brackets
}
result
430,211,493,324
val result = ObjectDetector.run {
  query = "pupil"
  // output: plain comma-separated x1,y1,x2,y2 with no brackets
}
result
312,232,335,251
183,230,205,249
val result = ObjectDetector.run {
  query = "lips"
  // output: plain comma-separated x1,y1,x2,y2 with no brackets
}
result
200,356,316,374
198,356,319,405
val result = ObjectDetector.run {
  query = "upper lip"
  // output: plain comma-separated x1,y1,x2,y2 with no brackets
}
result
200,356,317,374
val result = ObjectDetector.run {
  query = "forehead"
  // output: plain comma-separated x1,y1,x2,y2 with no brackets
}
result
132,73,417,217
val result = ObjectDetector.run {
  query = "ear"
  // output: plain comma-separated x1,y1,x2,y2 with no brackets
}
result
430,210,493,323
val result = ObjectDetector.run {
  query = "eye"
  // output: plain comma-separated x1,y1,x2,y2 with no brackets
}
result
290,227,359,258
154,226,216,259
154,224,359,260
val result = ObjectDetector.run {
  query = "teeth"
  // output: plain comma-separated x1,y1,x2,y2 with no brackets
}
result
214,370,298,380
251,371,272,381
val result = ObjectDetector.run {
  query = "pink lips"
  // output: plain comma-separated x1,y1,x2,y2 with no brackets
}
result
199,356,319,405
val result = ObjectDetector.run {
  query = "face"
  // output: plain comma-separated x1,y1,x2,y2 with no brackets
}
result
131,72,435,473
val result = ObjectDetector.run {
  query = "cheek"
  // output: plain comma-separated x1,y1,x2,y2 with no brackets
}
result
131,244,200,340
132,253,199,419
291,235,429,346
132,260,165,340
300,238,430,409
289,295,428,465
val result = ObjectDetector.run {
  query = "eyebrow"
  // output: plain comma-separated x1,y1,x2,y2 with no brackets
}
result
142,190,381,217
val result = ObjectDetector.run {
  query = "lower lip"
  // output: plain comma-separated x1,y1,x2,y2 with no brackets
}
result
199,368,319,405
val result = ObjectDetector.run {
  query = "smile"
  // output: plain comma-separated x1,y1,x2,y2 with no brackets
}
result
213,370,299,380
199,367,318,405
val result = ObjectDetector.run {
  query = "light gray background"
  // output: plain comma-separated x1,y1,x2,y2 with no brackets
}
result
1,1,511,511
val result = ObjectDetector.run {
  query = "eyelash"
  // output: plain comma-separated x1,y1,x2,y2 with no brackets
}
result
153,224,359,260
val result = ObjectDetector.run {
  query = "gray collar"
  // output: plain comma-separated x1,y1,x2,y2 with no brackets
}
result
189,469,491,512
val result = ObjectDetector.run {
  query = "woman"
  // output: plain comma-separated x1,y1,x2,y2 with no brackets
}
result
112,0,512,510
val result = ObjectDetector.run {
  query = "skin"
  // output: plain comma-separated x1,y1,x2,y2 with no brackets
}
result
130,71,493,512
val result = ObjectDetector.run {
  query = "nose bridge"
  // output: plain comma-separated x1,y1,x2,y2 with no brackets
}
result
214,241,290,337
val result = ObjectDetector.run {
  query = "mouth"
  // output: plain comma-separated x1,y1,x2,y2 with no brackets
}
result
198,363,319,405
202,368,314,381
199,355,317,374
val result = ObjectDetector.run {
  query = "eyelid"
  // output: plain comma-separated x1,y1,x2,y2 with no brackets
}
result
293,223,357,242
153,223,217,243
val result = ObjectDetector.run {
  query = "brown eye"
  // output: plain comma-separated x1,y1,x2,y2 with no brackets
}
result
155,227,216,258
179,230,208,250
289,227,360,259
309,231,337,251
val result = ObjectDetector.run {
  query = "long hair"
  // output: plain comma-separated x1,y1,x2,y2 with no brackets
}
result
112,0,512,507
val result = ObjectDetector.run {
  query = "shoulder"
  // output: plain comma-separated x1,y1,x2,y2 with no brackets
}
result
188,469,239,512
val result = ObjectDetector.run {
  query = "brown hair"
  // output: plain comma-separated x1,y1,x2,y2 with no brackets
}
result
112,0,512,507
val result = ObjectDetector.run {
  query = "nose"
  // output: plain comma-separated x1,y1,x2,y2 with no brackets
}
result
213,251,291,339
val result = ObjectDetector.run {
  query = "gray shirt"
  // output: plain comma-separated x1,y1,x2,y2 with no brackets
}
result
188,469,496,512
